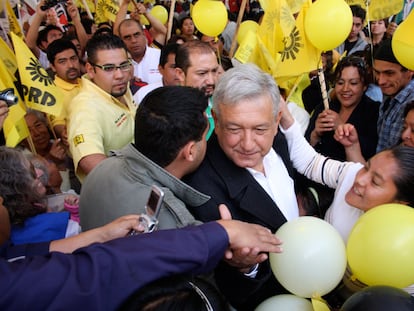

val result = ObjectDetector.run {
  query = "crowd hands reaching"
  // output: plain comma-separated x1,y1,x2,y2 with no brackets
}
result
1,0,414,309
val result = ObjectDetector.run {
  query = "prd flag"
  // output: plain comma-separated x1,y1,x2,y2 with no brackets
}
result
10,32,63,117
258,0,295,58
274,1,320,80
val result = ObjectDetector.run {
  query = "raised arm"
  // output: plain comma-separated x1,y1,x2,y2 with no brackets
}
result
334,123,366,164
113,0,130,36
25,0,48,58
133,3,167,45
66,0,88,52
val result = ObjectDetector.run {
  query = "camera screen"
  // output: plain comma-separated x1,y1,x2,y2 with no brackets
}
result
146,190,160,216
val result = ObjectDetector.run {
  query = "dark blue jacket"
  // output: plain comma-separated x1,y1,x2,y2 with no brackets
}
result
0,222,227,311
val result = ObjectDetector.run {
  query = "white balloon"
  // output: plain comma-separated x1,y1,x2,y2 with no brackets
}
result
269,216,347,298
255,294,313,311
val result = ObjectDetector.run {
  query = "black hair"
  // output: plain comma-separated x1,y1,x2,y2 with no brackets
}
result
46,38,78,64
333,55,369,86
81,18,95,35
118,275,230,311
350,4,366,22
219,56,233,71
36,24,62,46
175,40,215,74
134,86,208,168
93,26,113,37
389,145,414,207
85,34,127,64
159,43,179,67
403,101,414,118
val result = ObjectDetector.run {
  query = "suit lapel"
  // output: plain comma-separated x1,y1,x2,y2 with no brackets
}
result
207,134,288,231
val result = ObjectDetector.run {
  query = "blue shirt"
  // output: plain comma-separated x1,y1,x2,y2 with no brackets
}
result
377,79,414,152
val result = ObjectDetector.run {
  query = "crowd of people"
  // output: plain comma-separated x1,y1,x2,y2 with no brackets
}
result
1,0,414,309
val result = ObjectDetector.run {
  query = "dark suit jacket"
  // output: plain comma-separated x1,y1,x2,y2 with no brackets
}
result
184,131,295,310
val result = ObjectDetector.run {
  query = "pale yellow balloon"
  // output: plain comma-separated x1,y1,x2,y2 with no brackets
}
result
392,11,414,70
269,217,347,298
255,294,313,311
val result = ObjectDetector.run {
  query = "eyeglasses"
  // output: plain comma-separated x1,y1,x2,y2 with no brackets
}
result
90,60,132,73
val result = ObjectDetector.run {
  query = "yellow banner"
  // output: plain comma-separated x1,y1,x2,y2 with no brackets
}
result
10,32,63,117
258,0,295,56
344,0,404,21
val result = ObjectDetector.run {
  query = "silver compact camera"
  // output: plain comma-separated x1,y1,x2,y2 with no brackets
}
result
0,88,18,107
130,185,164,234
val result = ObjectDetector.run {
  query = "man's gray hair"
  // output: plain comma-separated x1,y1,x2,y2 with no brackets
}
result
212,63,281,117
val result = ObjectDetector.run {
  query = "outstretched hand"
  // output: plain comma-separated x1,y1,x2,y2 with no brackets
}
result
217,204,283,271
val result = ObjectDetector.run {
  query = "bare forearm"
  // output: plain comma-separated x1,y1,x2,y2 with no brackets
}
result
49,227,106,253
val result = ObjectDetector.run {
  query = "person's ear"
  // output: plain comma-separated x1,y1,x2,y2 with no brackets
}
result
175,67,185,85
181,140,198,162
85,62,95,78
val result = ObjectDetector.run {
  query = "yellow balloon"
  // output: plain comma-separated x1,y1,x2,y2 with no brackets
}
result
140,15,150,26
150,5,168,25
347,204,414,288
237,20,259,44
392,10,414,70
191,0,227,37
304,0,353,51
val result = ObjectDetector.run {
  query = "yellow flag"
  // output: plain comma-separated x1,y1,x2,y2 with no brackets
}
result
0,50,24,109
10,32,63,117
104,0,120,22
0,60,23,107
286,0,307,13
0,79,29,147
274,1,320,79
94,0,109,24
6,1,24,39
0,37,18,78
344,0,404,21
235,31,258,64
95,0,120,23
258,0,295,55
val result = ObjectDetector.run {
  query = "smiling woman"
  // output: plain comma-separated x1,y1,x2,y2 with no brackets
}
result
305,55,380,162
280,112,414,243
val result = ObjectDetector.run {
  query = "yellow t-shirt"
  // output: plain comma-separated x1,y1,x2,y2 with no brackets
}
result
67,75,137,182
49,76,82,128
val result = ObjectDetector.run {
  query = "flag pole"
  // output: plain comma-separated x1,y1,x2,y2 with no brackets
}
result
229,0,248,58
81,0,94,20
318,64,330,110
166,0,176,43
